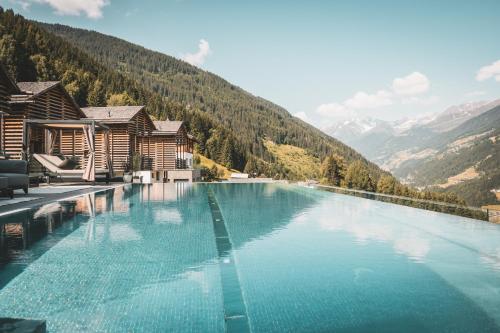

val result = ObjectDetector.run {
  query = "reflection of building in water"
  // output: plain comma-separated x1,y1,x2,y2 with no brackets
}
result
139,183,193,202
68,188,129,216
0,201,77,268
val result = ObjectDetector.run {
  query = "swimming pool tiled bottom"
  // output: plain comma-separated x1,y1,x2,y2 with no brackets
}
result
0,183,500,332
0,185,225,332
207,188,250,332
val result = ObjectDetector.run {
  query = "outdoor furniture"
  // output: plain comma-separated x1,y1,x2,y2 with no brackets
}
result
0,177,9,198
0,159,29,197
23,119,113,184
32,154,110,184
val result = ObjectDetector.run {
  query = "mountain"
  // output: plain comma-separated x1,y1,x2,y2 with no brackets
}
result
324,117,391,144
424,100,495,133
0,7,387,181
325,100,500,206
395,105,500,206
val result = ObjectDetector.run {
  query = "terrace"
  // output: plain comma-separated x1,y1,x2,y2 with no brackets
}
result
0,64,201,207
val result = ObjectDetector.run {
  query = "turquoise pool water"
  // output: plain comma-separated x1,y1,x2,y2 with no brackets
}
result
0,183,499,332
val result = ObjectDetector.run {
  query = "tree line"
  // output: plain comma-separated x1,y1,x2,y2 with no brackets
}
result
319,154,470,207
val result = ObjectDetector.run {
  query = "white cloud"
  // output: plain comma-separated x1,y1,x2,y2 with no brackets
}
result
392,72,430,95
476,60,500,82
294,112,310,122
35,0,109,19
316,90,392,119
344,90,393,109
183,39,211,67
316,71,434,120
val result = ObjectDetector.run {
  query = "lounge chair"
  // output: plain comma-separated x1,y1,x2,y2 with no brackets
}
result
0,160,29,198
32,154,110,184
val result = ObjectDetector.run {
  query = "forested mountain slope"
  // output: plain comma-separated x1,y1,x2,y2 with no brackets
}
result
39,21,384,178
0,7,386,180
395,106,500,206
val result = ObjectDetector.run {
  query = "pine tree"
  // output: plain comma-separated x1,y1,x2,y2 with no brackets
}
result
87,79,107,106
320,154,345,186
107,92,136,106
221,138,235,169
244,156,259,176
0,33,17,78
376,175,397,194
344,160,375,191
30,54,53,81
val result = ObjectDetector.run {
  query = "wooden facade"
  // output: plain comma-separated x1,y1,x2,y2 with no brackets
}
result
82,106,155,173
5,82,84,160
138,121,194,172
0,66,197,177
0,64,20,155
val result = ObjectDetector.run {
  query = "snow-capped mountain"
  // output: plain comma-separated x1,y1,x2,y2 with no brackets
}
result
424,100,500,132
324,117,391,144
324,99,500,164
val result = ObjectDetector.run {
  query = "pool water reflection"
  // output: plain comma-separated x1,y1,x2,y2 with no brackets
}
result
0,183,499,332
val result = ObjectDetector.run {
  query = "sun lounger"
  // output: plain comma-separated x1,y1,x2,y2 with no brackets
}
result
32,154,110,184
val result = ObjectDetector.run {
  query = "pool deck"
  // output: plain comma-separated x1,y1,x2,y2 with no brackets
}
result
0,183,123,216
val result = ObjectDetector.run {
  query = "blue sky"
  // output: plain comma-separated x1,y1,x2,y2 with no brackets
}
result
2,0,500,127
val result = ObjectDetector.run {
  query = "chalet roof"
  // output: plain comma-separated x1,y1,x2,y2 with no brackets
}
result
17,81,60,96
0,63,20,94
10,81,85,117
82,106,145,123
153,120,183,135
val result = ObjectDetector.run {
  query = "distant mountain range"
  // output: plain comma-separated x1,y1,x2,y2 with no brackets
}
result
325,100,500,206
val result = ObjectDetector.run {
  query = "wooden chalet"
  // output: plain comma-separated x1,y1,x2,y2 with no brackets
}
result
141,120,197,182
7,81,85,160
82,107,199,181
146,121,193,170
0,63,200,183
81,106,155,173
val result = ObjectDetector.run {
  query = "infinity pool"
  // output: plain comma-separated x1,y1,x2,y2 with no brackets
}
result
0,183,499,332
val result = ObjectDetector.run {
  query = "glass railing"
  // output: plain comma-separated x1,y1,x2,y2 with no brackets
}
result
312,184,489,222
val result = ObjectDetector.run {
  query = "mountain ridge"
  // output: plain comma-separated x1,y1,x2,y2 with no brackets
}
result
0,9,388,182
325,100,500,205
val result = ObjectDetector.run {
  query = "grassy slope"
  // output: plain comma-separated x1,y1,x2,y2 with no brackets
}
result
264,140,320,180
197,155,238,179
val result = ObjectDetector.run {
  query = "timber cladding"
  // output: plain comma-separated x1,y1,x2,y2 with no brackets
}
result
83,108,157,173
107,124,132,173
138,135,177,171
0,70,194,176
0,66,19,155
4,83,84,159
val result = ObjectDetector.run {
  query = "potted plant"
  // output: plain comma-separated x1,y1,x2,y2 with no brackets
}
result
122,160,133,183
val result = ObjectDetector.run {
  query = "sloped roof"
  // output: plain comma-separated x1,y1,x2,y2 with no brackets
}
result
11,81,84,117
153,120,183,134
82,106,145,123
17,81,60,96
0,63,20,94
